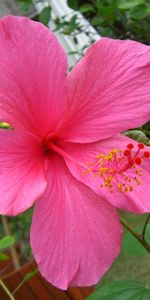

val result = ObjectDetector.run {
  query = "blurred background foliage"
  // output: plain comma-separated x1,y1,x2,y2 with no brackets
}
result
67,0,150,44
16,0,150,44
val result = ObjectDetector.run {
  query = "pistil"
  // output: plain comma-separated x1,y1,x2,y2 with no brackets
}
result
83,143,149,193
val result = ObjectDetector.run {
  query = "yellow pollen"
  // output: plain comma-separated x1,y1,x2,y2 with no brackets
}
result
82,170,87,176
82,144,149,194
106,155,113,161
112,148,118,154
129,186,133,192
136,168,143,176
132,164,136,168
135,178,141,186
93,173,97,177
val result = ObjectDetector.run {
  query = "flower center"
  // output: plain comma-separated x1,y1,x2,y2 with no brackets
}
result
41,136,81,165
82,143,149,193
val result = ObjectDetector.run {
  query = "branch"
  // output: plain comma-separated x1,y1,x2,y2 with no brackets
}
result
1,216,21,270
0,279,16,300
120,217,150,253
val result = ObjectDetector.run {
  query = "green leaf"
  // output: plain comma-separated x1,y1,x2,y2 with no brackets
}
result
117,0,144,10
122,232,147,256
0,236,15,251
122,224,150,256
91,16,103,26
39,6,51,25
130,4,150,20
67,0,78,10
0,253,9,261
144,224,150,244
123,130,150,146
18,0,33,14
79,4,96,13
24,269,38,281
13,269,39,296
144,121,150,131
69,15,78,30
87,281,150,300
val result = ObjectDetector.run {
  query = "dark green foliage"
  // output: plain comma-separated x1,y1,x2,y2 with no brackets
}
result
67,0,79,10
39,6,51,26
10,209,33,259
67,0,150,44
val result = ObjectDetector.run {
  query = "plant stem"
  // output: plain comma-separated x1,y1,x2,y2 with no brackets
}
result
120,217,150,253
0,279,16,300
1,216,21,270
12,278,26,296
142,214,150,240
12,269,38,296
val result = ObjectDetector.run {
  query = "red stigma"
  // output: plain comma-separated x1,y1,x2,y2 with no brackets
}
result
124,149,130,156
144,151,150,158
138,143,144,149
135,157,142,165
127,143,134,149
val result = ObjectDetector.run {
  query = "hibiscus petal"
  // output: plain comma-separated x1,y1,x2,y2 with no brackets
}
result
30,156,121,289
61,38,150,142
0,130,46,215
0,16,67,137
62,134,150,213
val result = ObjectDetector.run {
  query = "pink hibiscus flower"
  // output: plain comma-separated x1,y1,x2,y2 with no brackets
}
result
0,16,149,289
